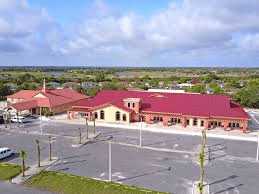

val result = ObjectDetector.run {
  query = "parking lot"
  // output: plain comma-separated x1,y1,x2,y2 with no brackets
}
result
1,119,259,194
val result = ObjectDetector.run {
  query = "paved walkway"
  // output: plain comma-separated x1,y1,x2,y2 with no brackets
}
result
12,157,58,184
54,119,259,142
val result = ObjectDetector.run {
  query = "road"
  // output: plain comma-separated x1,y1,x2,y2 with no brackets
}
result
1,120,259,194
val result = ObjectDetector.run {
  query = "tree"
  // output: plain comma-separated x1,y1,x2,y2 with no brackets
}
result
95,72,106,82
234,80,259,108
35,139,41,167
0,83,11,100
20,150,27,177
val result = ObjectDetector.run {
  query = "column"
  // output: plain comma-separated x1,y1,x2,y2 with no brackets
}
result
223,120,229,130
145,114,153,124
204,120,209,129
182,117,187,128
163,116,169,126
241,120,248,133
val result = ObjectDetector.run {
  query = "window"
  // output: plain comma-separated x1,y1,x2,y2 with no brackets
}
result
128,102,130,108
236,123,240,128
100,110,105,120
116,111,120,121
132,103,135,108
177,118,181,123
200,120,204,127
193,118,198,126
187,119,190,125
94,112,98,119
123,114,127,121
228,123,231,127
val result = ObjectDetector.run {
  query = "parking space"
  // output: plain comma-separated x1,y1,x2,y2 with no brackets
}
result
1,120,259,193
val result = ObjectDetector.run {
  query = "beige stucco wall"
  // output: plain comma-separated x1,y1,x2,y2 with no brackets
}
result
94,105,130,123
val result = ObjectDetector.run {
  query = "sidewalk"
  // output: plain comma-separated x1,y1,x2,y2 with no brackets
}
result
54,119,259,142
12,157,58,184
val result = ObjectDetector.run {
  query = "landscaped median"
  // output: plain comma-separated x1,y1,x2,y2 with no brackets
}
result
0,163,21,181
26,171,169,194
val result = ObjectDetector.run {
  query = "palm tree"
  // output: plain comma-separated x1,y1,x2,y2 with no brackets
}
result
93,117,96,135
20,150,27,177
198,129,207,194
35,139,41,167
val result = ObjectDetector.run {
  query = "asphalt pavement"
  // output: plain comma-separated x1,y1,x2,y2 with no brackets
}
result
1,120,259,194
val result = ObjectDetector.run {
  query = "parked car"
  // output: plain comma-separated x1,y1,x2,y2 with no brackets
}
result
11,115,36,123
0,147,14,160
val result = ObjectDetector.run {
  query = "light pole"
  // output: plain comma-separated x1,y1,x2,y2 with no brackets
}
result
40,107,43,135
108,136,113,182
257,133,259,161
86,117,89,139
139,116,143,147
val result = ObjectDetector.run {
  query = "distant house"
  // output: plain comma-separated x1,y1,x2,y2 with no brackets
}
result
81,82,98,89
6,80,87,115
177,83,194,88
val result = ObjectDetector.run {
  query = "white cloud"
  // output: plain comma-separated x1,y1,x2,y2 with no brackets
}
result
1,0,259,66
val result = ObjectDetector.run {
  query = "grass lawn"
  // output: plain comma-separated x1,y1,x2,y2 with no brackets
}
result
0,163,21,181
26,171,169,194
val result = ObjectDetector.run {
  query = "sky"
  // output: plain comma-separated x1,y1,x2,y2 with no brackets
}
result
0,0,259,67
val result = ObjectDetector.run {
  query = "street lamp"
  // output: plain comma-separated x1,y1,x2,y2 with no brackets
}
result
108,136,113,182
86,117,89,139
139,116,143,147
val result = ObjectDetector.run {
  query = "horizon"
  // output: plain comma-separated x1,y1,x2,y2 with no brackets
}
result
1,0,259,67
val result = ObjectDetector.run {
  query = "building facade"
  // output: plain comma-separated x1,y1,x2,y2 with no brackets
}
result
7,82,87,115
68,90,249,132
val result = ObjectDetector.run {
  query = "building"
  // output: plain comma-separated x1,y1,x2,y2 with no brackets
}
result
68,90,249,132
7,81,87,115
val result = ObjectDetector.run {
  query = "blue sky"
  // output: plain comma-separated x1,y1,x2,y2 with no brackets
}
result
0,0,259,67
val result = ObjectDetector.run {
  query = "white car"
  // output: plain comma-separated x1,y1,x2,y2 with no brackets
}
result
11,116,36,123
0,147,14,160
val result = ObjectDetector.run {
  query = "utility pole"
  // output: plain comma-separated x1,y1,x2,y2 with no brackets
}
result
108,140,112,182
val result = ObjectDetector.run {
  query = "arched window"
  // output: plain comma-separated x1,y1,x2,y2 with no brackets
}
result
100,110,105,120
94,112,98,119
123,114,127,121
115,111,120,121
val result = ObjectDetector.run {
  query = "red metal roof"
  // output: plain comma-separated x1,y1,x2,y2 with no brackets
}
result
8,88,87,111
73,90,249,120
10,99,38,111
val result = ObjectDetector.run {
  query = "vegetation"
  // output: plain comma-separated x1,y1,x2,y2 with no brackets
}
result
0,67,259,108
26,171,168,194
0,163,21,180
